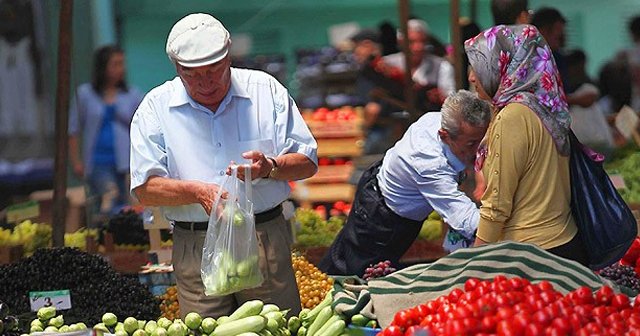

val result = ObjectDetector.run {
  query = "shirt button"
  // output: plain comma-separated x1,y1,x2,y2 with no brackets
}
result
495,152,500,157
219,171,225,176
496,134,500,139
493,188,498,193
494,170,499,175
216,142,222,147
497,115,501,120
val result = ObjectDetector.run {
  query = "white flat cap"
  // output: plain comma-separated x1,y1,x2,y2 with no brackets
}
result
166,13,230,67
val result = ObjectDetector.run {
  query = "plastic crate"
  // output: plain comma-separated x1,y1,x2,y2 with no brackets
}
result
346,326,382,336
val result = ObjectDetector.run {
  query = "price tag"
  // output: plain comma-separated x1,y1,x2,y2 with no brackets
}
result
29,290,72,311
615,105,640,140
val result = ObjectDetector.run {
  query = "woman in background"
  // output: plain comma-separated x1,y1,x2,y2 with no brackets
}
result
69,45,143,224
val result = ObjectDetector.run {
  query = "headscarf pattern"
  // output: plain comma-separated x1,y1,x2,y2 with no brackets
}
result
464,24,571,156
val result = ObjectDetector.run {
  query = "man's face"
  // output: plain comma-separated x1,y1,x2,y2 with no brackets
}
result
176,56,231,108
439,121,488,167
353,40,378,64
406,29,427,66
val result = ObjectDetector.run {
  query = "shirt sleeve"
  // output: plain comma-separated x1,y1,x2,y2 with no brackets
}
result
414,167,480,240
437,60,456,96
129,95,169,196
477,107,529,242
272,81,318,166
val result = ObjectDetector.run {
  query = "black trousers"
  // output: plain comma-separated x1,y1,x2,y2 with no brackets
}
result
319,160,423,276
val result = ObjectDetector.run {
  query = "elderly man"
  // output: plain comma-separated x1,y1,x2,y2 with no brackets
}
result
383,19,455,108
129,13,317,317
319,90,491,276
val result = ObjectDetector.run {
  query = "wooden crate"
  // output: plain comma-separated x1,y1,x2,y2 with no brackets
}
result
0,245,24,265
305,164,354,184
291,183,356,209
306,120,363,138
317,138,364,157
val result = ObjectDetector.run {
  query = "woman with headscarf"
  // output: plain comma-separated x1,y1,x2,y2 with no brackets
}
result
464,24,588,265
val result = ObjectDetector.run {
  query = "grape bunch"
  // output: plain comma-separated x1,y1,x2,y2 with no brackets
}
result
599,264,640,292
363,260,396,280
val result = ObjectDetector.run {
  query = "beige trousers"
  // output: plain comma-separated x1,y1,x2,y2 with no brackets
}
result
172,214,301,318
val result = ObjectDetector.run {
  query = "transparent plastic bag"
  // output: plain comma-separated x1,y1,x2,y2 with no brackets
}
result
201,165,264,296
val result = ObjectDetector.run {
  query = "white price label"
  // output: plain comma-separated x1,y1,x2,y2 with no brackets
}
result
29,290,72,311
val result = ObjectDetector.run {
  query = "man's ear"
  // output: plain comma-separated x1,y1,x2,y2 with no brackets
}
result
438,128,449,141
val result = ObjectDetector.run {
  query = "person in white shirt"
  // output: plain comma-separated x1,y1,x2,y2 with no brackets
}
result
383,19,456,107
129,13,317,318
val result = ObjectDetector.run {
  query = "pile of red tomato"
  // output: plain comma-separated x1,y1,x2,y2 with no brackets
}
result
377,275,640,336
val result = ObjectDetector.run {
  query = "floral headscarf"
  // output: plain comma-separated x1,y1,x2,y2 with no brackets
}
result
464,24,571,156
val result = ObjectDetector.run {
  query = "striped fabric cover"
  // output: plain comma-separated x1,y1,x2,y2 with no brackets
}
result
362,241,618,327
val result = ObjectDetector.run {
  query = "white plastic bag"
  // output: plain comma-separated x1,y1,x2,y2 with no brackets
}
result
201,165,263,296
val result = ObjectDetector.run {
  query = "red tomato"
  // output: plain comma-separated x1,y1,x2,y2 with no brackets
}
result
464,278,480,292
592,306,609,317
480,316,498,333
494,275,508,283
573,286,595,305
512,313,530,330
628,314,640,327
393,310,414,328
460,290,478,304
426,300,440,313
539,291,556,305
453,305,474,320
524,323,544,336
508,277,525,290
445,319,467,335
524,284,541,295
595,286,615,305
448,288,464,303
382,325,403,336
496,307,515,320
550,317,572,335
531,310,552,327
415,304,430,318
611,293,631,310
496,320,523,336
404,325,430,336
537,280,555,292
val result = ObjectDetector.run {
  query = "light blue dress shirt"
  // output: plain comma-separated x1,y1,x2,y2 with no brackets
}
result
377,112,479,240
129,68,318,222
69,83,144,175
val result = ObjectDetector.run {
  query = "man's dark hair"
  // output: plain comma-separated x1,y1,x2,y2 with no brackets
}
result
531,7,566,30
491,0,528,25
629,15,640,41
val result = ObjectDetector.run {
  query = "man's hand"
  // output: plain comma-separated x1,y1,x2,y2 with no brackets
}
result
226,150,273,181
194,182,228,215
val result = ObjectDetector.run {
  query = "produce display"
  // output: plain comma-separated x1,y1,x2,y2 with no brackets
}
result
418,212,443,241
362,260,397,281
159,286,180,320
107,209,150,246
0,301,21,336
598,264,640,293
294,209,343,247
0,220,51,255
292,254,334,309
605,151,640,203
0,247,159,325
292,291,346,336
377,276,640,336
64,228,100,251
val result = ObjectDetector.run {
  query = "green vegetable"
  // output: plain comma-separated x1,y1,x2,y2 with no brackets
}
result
37,306,56,321
365,320,377,329
152,327,168,336
201,317,217,334
185,312,203,329
115,322,125,333
115,330,129,336
287,316,301,334
229,300,264,322
30,325,43,333
125,317,139,334
44,326,59,333
315,315,341,336
145,320,158,334
94,323,110,333
210,316,266,336
103,312,118,327
217,316,230,325
297,326,307,336
133,329,149,336
306,306,332,336
167,323,186,336
350,314,368,327
303,292,333,325
236,333,260,336
138,320,147,331
266,318,280,333
317,320,345,336
157,318,172,330
59,325,70,333
30,319,44,329
260,304,280,315
263,311,285,327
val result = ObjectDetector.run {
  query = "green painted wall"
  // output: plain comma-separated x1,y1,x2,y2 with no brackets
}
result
114,0,638,94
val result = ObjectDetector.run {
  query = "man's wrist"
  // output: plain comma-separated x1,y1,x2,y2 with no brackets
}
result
266,157,279,179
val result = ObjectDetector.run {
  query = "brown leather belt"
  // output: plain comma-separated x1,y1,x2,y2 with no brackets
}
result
173,204,283,231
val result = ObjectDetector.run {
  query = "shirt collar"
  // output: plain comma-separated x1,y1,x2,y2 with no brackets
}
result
440,139,466,173
168,70,250,109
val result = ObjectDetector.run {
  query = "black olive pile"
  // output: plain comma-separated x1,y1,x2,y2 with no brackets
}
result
106,209,149,245
0,247,159,326
599,264,640,293
0,301,20,336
